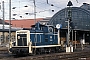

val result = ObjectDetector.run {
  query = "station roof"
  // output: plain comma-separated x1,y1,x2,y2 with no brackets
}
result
48,7,90,31
5,18,43,29
0,19,9,25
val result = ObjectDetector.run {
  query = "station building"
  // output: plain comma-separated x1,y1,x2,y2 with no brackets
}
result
48,3,90,44
0,19,22,44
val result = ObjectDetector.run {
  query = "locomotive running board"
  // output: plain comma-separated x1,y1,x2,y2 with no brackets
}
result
32,44,61,48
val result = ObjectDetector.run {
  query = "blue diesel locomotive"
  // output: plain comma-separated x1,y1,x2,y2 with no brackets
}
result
9,23,62,55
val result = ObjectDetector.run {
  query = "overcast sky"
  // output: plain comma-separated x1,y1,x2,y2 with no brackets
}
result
0,0,90,20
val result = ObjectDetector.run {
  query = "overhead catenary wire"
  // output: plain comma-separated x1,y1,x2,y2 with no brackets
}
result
76,0,78,3
11,0,55,19
0,0,57,19
47,0,48,4
1,0,81,20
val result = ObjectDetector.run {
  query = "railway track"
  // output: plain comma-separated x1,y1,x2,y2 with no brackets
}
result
0,51,89,60
0,45,90,60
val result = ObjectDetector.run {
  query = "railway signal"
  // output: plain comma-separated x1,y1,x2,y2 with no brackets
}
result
67,0,73,47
